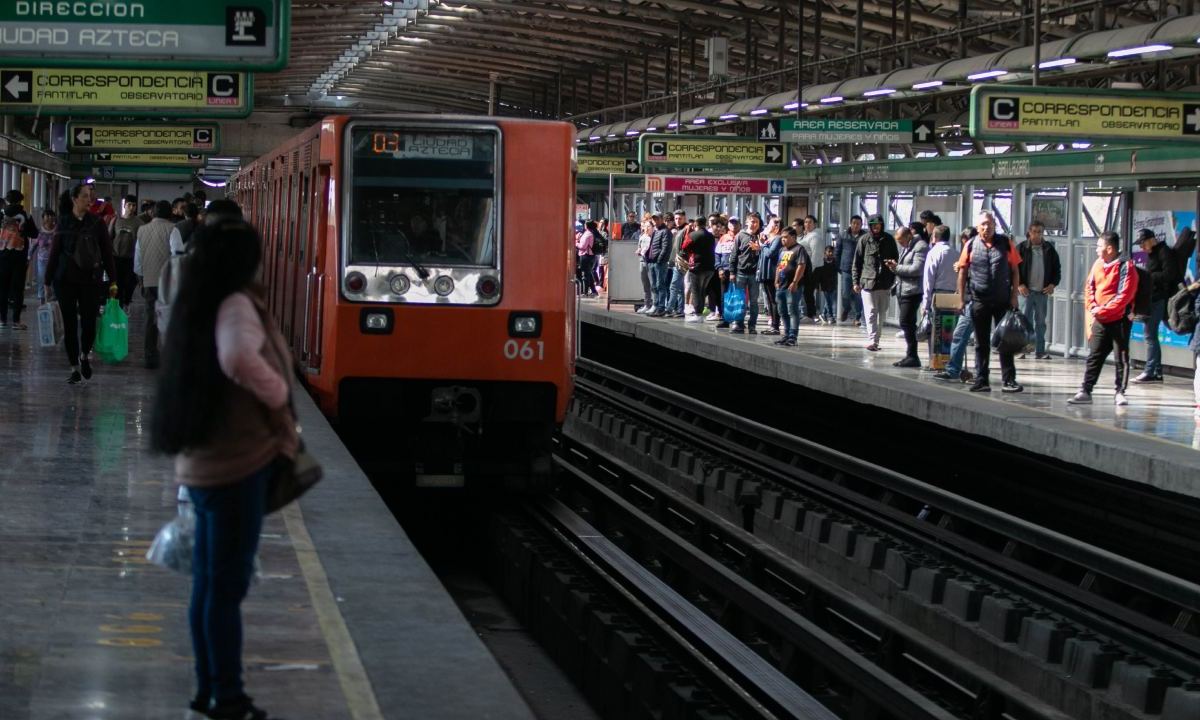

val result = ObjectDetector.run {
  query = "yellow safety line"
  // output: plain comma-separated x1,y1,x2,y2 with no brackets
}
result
282,502,386,720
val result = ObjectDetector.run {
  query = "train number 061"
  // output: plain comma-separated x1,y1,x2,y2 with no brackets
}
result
503,339,544,361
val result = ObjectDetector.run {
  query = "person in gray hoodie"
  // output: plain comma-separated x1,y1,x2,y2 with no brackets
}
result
852,214,898,351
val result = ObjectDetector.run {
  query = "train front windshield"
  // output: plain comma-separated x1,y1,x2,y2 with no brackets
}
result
348,127,498,268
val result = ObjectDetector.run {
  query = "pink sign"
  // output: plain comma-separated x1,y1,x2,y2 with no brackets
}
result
645,175,781,194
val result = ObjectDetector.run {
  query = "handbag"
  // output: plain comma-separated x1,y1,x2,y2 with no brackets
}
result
257,304,323,514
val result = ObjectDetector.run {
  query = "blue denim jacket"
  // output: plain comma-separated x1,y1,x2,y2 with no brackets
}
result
756,236,782,282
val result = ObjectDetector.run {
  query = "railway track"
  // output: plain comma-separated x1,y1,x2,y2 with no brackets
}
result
557,358,1200,720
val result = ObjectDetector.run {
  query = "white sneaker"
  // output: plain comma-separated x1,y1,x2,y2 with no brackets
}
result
895,330,905,338
177,485,191,503
1067,391,1092,405
706,313,720,322
685,315,702,323
1114,392,1128,407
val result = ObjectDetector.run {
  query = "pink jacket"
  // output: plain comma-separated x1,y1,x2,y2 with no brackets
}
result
576,230,594,256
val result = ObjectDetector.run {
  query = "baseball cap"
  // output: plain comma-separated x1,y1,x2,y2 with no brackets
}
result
867,214,884,226
1136,228,1158,243
728,216,741,225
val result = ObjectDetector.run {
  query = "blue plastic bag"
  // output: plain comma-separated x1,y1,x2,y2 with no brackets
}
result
722,284,745,323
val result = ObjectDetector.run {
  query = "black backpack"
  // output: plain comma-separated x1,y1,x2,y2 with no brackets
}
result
1167,284,1199,336
1129,265,1153,319
591,232,608,256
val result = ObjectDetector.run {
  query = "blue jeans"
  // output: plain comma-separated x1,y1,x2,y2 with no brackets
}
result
733,277,760,328
776,286,803,339
649,262,671,310
839,271,862,321
1143,298,1167,377
1020,291,1049,355
667,267,685,313
820,289,837,320
188,464,272,703
945,303,975,377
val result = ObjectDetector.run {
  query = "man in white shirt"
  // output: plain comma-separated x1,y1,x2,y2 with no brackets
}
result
797,215,826,322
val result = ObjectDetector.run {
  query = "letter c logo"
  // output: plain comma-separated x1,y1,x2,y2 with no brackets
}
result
991,98,1017,121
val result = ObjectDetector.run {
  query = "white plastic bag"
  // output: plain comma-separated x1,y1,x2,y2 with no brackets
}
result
36,301,63,348
146,505,195,575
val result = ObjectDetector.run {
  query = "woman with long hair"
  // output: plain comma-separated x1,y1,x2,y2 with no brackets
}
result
151,215,296,720
44,183,117,384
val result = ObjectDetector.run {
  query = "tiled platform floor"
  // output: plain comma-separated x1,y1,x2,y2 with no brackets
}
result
0,294,534,720
584,300,1200,498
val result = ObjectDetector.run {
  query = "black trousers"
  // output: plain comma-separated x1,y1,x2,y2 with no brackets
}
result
55,280,99,367
1082,317,1132,394
897,295,920,359
802,274,818,318
714,270,729,312
143,286,160,366
0,249,27,323
115,256,137,308
970,302,1016,385
761,277,780,329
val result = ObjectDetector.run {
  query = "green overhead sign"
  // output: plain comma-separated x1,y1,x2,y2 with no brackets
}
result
638,134,788,169
0,67,250,117
766,117,934,145
0,0,289,71
67,122,219,154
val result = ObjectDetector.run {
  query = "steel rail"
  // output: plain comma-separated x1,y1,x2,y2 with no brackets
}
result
572,358,1200,671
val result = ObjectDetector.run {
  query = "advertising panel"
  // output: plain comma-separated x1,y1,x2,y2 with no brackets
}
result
1130,199,1197,349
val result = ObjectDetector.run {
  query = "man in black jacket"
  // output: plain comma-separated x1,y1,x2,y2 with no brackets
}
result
1132,228,1180,382
1016,221,1061,359
728,213,764,334
646,214,672,317
852,214,898,351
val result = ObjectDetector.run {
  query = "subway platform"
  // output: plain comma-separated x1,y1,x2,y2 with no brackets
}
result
0,300,535,720
582,301,1200,502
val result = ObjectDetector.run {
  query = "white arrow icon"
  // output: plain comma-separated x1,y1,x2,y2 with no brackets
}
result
1186,108,1200,133
914,123,933,142
766,145,782,162
75,129,92,145
626,160,638,173
5,74,28,99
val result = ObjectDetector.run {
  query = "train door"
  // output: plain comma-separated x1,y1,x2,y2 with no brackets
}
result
279,154,300,344
302,160,330,373
273,171,292,321
288,155,312,353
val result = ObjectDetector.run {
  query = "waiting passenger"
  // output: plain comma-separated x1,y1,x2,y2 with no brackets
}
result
576,221,598,297
757,216,784,334
934,228,978,383
150,218,296,720
922,225,960,363
682,222,717,323
813,245,838,324
714,217,737,326
773,226,808,346
666,210,689,317
620,212,640,243
171,202,200,255
136,201,179,368
1016,221,1060,360
1132,228,1179,383
798,215,825,322
889,225,928,367
110,194,144,310
1069,232,1139,406
636,218,655,313
852,214,898,352
44,184,117,385
958,211,1022,393
835,215,866,325
728,213,764,334
0,189,39,329
646,214,672,317
138,199,155,225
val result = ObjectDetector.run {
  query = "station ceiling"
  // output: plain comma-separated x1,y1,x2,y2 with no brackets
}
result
257,0,1176,122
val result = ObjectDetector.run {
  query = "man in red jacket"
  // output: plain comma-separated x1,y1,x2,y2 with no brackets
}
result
1068,231,1139,406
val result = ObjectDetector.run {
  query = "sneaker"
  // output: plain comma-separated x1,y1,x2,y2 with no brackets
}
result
1114,392,1129,406
715,321,730,329
636,305,650,314
969,381,991,393
773,338,789,345
80,355,93,380
1130,373,1162,384
895,330,905,339
762,328,781,336
826,318,837,325
1035,353,1052,360
782,337,797,346
1001,381,1023,393
933,371,960,381
67,371,83,385
748,327,757,335
207,695,269,720
865,343,880,352
960,369,973,383
684,315,702,323
730,325,745,334
649,309,666,317
893,357,921,368
1067,390,1092,405
854,320,862,327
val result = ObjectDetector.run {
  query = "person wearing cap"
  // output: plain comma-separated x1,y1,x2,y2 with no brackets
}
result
851,214,898,351
1016,220,1060,360
1132,227,1180,383
957,211,1023,393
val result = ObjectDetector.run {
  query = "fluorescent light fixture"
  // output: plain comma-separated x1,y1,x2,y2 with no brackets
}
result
1038,57,1077,69
783,102,800,110
625,130,639,136
589,136,601,141
863,88,896,97
820,96,844,103
912,80,944,90
749,108,769,115
719,113,738,120
646,127,657,132
967,69,1008,81
692,117,707,124
667,121,679,128
1107,44,1172,58
606,133,616,138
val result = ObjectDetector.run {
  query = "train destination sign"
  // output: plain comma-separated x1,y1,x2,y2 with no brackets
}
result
577,155,640,175
0,1,288,71
91,153,205,166
644,175,786,195
67,122,219,153
773,118,923,144
639,134,788,168
0,67,250,117
970,85,1200,143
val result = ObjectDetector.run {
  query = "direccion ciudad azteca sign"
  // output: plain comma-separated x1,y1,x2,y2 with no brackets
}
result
0,0,289,70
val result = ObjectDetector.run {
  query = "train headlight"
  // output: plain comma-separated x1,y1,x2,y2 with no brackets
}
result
389,273,411,296
345,271,367,295
365,313,389,330
509,312,541,338
359,308,393,334
476,275,500,299
433,275,455,297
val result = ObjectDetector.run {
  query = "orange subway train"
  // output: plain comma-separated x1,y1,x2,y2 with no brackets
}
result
233,115,577,489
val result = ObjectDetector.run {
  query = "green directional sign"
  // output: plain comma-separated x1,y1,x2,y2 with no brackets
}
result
0,1,289,71
773,118,923,144
67,122,219,154
577,154,639,175
638,134,788,169
0,67,251,117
